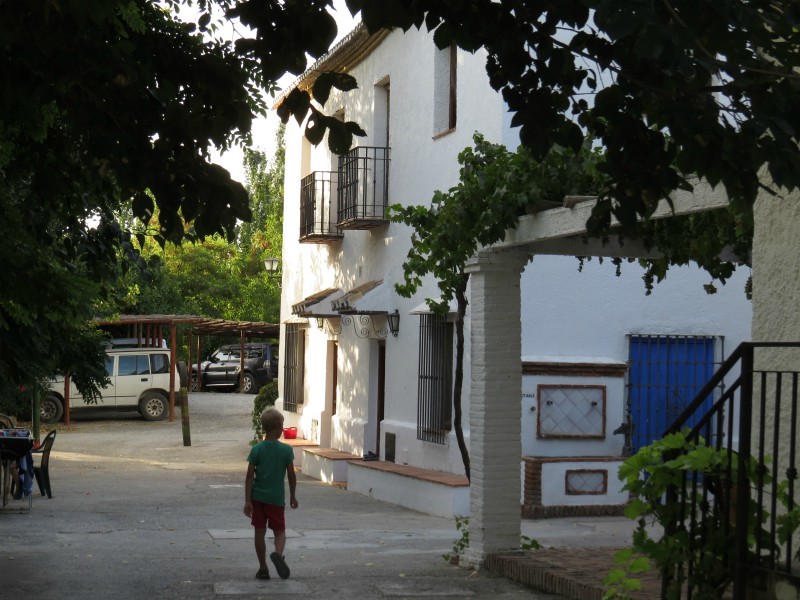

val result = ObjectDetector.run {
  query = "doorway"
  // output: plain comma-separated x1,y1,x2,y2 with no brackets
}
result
376,341,385,455
627,334,721,453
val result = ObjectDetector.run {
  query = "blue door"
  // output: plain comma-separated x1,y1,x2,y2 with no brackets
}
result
628,335,717,453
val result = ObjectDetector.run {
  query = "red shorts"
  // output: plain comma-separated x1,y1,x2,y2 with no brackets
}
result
250,500,286,532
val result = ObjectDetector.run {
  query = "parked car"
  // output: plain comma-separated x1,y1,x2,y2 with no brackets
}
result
43,348,179,423
191,342,278,394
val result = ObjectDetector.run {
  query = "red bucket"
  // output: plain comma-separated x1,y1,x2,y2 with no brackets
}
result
283,427,298,439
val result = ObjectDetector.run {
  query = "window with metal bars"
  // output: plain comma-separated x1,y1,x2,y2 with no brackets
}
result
283,324,305,413
417,314,453,444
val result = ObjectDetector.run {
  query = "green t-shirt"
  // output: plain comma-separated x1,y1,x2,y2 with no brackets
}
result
247,440,295,506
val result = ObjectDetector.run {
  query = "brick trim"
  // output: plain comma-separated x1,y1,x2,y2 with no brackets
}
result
522,361,627,377
521,503,628,519
523,456,624,464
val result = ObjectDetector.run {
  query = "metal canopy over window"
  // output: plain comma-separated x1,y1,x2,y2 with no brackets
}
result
331,279,385,315
291,287,341,318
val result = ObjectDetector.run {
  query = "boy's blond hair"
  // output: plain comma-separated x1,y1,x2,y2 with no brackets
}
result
260,407,285,434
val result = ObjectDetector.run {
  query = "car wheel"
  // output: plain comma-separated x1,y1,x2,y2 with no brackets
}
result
242,373,257,394
177,361,189,389
190,373,199,392
40,394,64,424
139,392,168,421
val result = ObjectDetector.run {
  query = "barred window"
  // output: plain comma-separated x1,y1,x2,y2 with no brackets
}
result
283,324,305,413
417,314,453,444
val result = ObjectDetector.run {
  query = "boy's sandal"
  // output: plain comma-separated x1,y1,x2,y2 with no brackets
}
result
270,552,291,579
255,567,270,580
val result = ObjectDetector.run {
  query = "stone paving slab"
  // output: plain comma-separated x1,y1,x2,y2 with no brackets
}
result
214,580,311,595
378,581,475,596
208,527,301,539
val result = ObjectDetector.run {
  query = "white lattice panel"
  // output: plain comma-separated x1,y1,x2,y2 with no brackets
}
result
538,385,605,438
565,469,607,495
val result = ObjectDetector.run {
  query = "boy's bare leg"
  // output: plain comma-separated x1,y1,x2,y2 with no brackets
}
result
270,530,291,579
274,529,286,556
254,528,268,570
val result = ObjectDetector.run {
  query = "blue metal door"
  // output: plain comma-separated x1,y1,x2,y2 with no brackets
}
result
628,335,717,453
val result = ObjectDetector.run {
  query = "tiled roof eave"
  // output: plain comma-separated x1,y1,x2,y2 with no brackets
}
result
272,23,391,110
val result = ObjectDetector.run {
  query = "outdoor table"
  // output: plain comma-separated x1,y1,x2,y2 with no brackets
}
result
0,428,34,509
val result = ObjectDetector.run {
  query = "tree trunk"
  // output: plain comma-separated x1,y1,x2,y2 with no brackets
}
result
453,273,470,481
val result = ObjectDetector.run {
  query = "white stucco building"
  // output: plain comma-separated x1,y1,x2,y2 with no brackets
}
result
272,24,752,531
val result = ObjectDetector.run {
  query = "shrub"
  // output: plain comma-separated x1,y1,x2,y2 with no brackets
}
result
251,381,278,443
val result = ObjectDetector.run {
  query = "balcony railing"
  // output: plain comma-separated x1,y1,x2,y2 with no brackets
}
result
337,146,390,229
299,171,343,243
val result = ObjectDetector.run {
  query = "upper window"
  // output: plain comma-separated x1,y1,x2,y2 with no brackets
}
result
433,44,457,135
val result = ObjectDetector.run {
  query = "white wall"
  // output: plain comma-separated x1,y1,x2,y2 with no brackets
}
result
521,255,752,361
279,25,507,470
278,24,754,482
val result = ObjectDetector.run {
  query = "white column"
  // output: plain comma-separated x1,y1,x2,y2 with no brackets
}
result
463,248,529,567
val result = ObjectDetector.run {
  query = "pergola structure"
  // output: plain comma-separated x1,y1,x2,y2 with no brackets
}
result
187,319,279,394
70,315,281,423
462,185,730,566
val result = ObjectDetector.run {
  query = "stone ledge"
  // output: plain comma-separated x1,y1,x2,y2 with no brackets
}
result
303,447,359,460
347,460,469,487
283,438,318,448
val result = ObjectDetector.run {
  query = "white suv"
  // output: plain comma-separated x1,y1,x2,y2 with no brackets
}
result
43,348,177,423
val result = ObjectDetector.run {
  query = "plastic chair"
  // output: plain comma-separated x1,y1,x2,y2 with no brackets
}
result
31,430,56,498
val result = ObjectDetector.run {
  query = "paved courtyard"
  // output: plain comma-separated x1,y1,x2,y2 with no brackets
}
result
0,392,653,599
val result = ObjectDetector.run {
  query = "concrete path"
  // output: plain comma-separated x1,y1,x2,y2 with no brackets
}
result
0,392,638,599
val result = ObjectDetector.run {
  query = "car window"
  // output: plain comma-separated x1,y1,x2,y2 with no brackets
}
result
216,349,241,361
118,355,150,376
104,355,114,375
247,348,263,359
151,354,169,374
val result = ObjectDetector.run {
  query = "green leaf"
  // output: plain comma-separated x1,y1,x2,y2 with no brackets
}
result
628,557,651,574
277,89,311,126
132,192,154,221
312,72,336,106
345,120,367,137
327,120,354,155
305,110,326,146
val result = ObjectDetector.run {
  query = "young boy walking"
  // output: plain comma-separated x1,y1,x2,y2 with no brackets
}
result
243,407,298,580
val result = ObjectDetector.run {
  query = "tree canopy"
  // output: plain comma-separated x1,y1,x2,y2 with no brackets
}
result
0,1,321,401
3,0,800,404
282,1,800,260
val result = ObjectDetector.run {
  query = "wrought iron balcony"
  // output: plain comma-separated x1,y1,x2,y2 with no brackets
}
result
299,171,343,243
337,146,390,229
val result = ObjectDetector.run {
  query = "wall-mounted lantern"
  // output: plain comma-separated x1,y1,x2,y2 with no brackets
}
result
387,310,400,337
